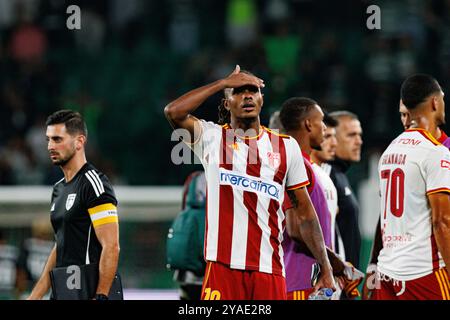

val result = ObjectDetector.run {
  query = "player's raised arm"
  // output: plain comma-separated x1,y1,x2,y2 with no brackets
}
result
163,65,264,142
286,187,336,292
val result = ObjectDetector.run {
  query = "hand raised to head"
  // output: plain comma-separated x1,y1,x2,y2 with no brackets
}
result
222,65,265,90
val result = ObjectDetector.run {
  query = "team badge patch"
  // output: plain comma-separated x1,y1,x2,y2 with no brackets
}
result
66,194,77,211
267,152,281,170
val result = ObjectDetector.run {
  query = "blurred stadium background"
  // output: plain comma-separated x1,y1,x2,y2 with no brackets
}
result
0,0,449,299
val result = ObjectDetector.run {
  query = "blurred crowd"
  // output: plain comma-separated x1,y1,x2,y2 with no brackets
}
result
0,0,449,185
0,216,54,299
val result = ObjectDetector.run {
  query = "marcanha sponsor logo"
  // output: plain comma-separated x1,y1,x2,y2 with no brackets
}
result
219,168,281,200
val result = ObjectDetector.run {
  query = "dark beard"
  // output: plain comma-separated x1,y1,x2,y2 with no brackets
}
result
312,144,323,151
52,152,74,167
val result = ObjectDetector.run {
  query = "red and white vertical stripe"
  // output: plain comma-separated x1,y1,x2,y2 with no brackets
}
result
204,126,294,276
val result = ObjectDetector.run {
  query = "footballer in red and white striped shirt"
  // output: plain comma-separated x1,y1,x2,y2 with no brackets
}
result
165,65,335,300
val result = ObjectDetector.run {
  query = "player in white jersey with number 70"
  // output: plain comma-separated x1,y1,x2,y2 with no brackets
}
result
373,74,450,300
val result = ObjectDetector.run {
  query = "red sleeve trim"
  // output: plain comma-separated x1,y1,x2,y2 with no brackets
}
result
286,180,310,191
427,188,450,195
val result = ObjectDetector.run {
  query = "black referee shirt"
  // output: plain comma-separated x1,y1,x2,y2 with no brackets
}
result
50,163,118,267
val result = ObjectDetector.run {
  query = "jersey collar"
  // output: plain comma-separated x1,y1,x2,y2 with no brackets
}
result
438,130,448,144
405,128,441,146
223,123,264,141
330,157,352,172
63,162,90,185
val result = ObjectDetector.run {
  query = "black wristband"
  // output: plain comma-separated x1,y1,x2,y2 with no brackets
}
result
94,293,109,300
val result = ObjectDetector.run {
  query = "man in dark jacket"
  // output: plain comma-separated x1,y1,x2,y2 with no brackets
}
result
328,111,363,269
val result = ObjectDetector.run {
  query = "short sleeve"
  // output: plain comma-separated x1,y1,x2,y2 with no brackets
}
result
184,120,221,163
425,147,450,195
82,170,118,227
285,138,310,190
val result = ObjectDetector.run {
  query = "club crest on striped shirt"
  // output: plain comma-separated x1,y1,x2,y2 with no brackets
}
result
66,193,77,211
267,152,281,170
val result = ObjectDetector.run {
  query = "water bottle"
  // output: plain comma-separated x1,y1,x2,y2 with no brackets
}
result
308,288,334,300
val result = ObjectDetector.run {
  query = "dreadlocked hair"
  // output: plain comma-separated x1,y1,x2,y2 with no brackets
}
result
218,98,230,125
217,69,256,125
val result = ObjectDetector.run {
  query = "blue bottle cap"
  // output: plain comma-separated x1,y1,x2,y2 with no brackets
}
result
323,288,333,297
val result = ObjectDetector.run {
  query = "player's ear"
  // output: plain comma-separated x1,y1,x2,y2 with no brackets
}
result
305,119,312,132
223,98,230,111
404,113,411,128
431,96,439,111
75,135,86,150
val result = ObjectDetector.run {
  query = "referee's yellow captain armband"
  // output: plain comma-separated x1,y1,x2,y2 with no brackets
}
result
88,203,118,227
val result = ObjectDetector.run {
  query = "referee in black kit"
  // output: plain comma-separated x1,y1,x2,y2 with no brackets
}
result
28,110,120,300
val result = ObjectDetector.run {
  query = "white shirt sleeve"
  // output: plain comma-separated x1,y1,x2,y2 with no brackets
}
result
285,138,310,190
424,146,450,195
184,120,221,164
